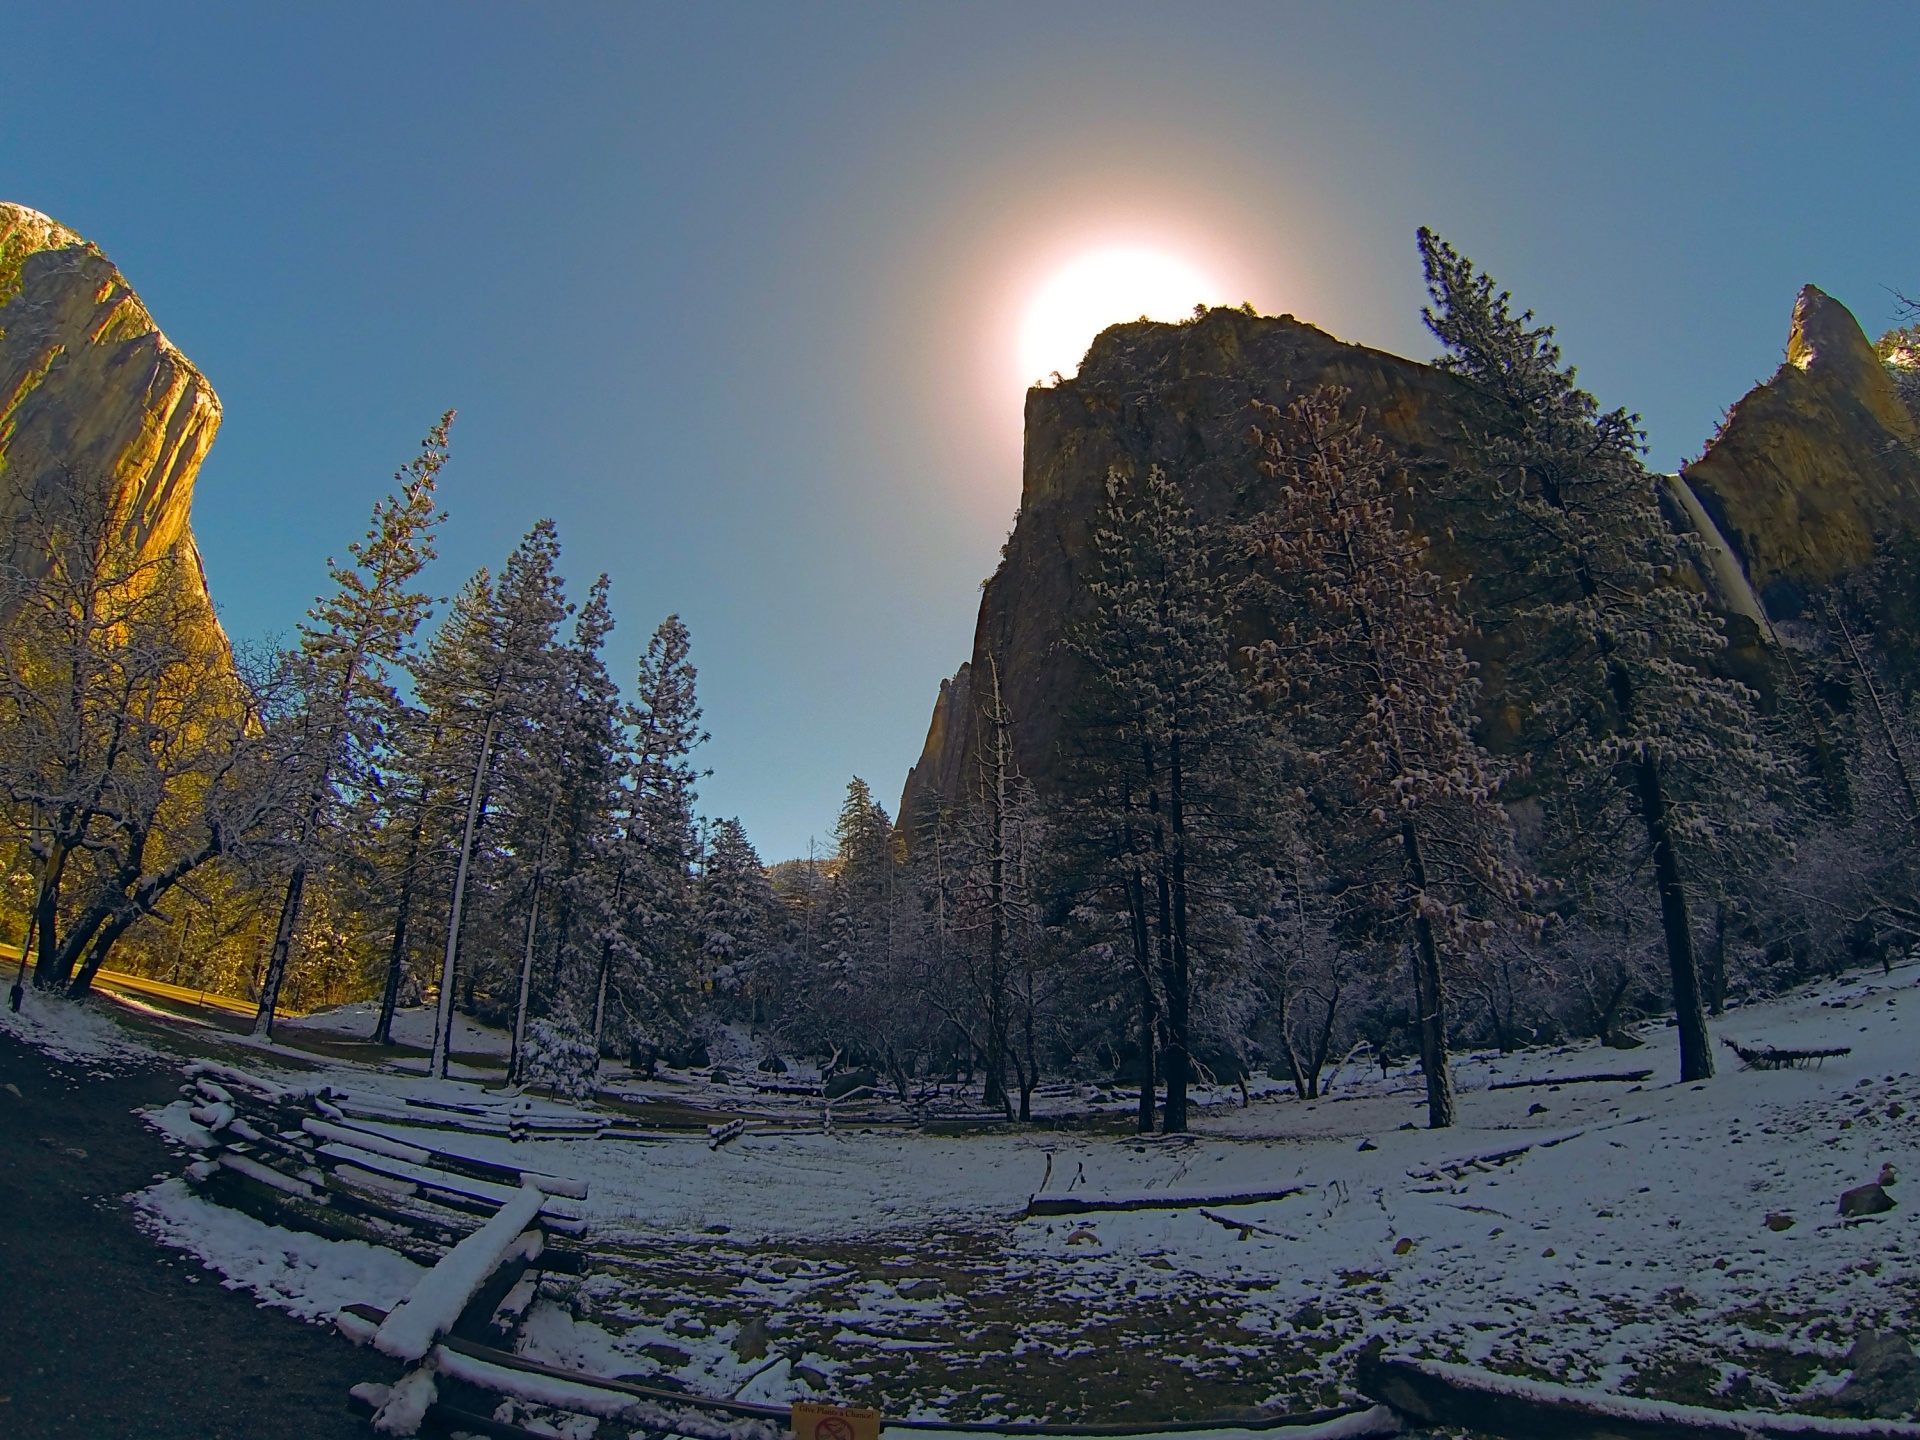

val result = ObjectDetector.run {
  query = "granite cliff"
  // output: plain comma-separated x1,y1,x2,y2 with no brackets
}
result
902,289,1918,826
0,202,228,656
1682,284,1920,616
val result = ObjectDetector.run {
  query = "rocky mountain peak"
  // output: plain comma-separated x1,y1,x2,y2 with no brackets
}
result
1683,285,1920,609
1786,284,1916,438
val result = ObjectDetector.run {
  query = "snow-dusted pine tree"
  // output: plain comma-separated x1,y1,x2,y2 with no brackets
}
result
1240,385,1524,1128
503,574,623,1082
695,817,777,1002
1061,464,1274,1133
596,616,708,1059
251,415,451,1039
1418,229,1780,1082
423,521,569,1077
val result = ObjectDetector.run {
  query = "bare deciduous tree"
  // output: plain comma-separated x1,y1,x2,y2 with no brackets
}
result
0,475,299,997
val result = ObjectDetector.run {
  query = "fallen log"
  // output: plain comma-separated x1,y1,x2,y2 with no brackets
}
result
1407,1130,1587,1182
1723,1039,1853,1071
1025,1186,1303,1217
1487,1071,1653,1091
1356,1353,1920,1440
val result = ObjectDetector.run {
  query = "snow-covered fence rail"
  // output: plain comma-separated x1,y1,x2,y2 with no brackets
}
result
168,1062,590,1260
1356,1354,1920,1440
326,1089,607,1139
299,1116,587,1197
370,1183,548,1362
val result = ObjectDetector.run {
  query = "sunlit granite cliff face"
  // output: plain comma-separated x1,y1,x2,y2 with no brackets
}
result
0,202,228,654
902,292,1918,826
1682,284,1920,615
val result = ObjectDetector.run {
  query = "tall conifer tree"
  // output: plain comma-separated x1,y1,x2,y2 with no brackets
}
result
1241,387,1523,1128
425,521,568,1077
1418,229,1778,1082
1062,465,1269,1132
252,415,451,1038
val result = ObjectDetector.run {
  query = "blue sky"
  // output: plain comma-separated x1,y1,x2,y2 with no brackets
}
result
4,3,1916,858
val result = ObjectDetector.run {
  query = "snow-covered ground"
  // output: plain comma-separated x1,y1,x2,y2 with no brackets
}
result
0,984,158,1067
130,1178,426,1322
279,1000,512,1057
5,959,1914,1421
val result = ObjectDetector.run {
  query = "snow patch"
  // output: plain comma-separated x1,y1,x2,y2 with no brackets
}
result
0,989,154,1065
130,1177,424,1322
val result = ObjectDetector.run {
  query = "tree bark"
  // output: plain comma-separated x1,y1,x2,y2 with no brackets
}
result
1153,867,1180,1132
1162,731,1191,1134
67,906,143,997
29,842,69,992
1403,819,1457,1129
374,792,427,1045
432,707,499,1079
1634,753,1713,1081
508,792,558,1084
509,876,543,1083
1126,867,1156,1134
252,861,306,1039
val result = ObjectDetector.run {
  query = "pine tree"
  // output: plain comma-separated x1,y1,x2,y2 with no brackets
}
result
502,575,621,1081
696,818,777,1002
369,700,450,1044
424,522,569,1077
1061,465,1273,1133
1240,386,1524,1128
545,578,624,1030
252,415,450,1038
977,657,1025,1114
1419,229,1780,1082
597,616,708,1058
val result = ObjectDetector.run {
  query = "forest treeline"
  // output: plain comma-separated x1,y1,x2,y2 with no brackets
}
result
4,236,1918,1125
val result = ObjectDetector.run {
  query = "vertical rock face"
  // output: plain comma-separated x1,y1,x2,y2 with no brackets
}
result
898,662,973,830
900,306,1477,824
1683,284,1920,616
0,202,228,654
901,288,1920,827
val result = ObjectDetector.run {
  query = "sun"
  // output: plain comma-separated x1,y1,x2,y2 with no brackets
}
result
1019,246,1225,384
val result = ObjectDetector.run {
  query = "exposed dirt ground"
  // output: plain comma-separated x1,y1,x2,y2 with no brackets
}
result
0,1031,384,1439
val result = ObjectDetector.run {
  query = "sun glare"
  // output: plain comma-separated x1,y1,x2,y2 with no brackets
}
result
1018,246,1224,384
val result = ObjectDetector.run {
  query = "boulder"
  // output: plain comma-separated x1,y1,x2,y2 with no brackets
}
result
824,1066,878,1100
1834,1330,1920,1418
1839,1181,1897,1217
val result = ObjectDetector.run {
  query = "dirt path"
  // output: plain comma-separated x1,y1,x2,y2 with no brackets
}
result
0,1033,379,1439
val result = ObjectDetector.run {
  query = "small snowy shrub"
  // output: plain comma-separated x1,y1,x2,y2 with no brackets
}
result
521,1019,599,1102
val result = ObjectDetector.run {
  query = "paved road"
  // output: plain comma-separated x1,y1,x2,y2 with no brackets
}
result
0,1034,384,1438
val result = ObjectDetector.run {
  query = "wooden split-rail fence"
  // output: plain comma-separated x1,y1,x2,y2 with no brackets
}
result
175,1061,593,1265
